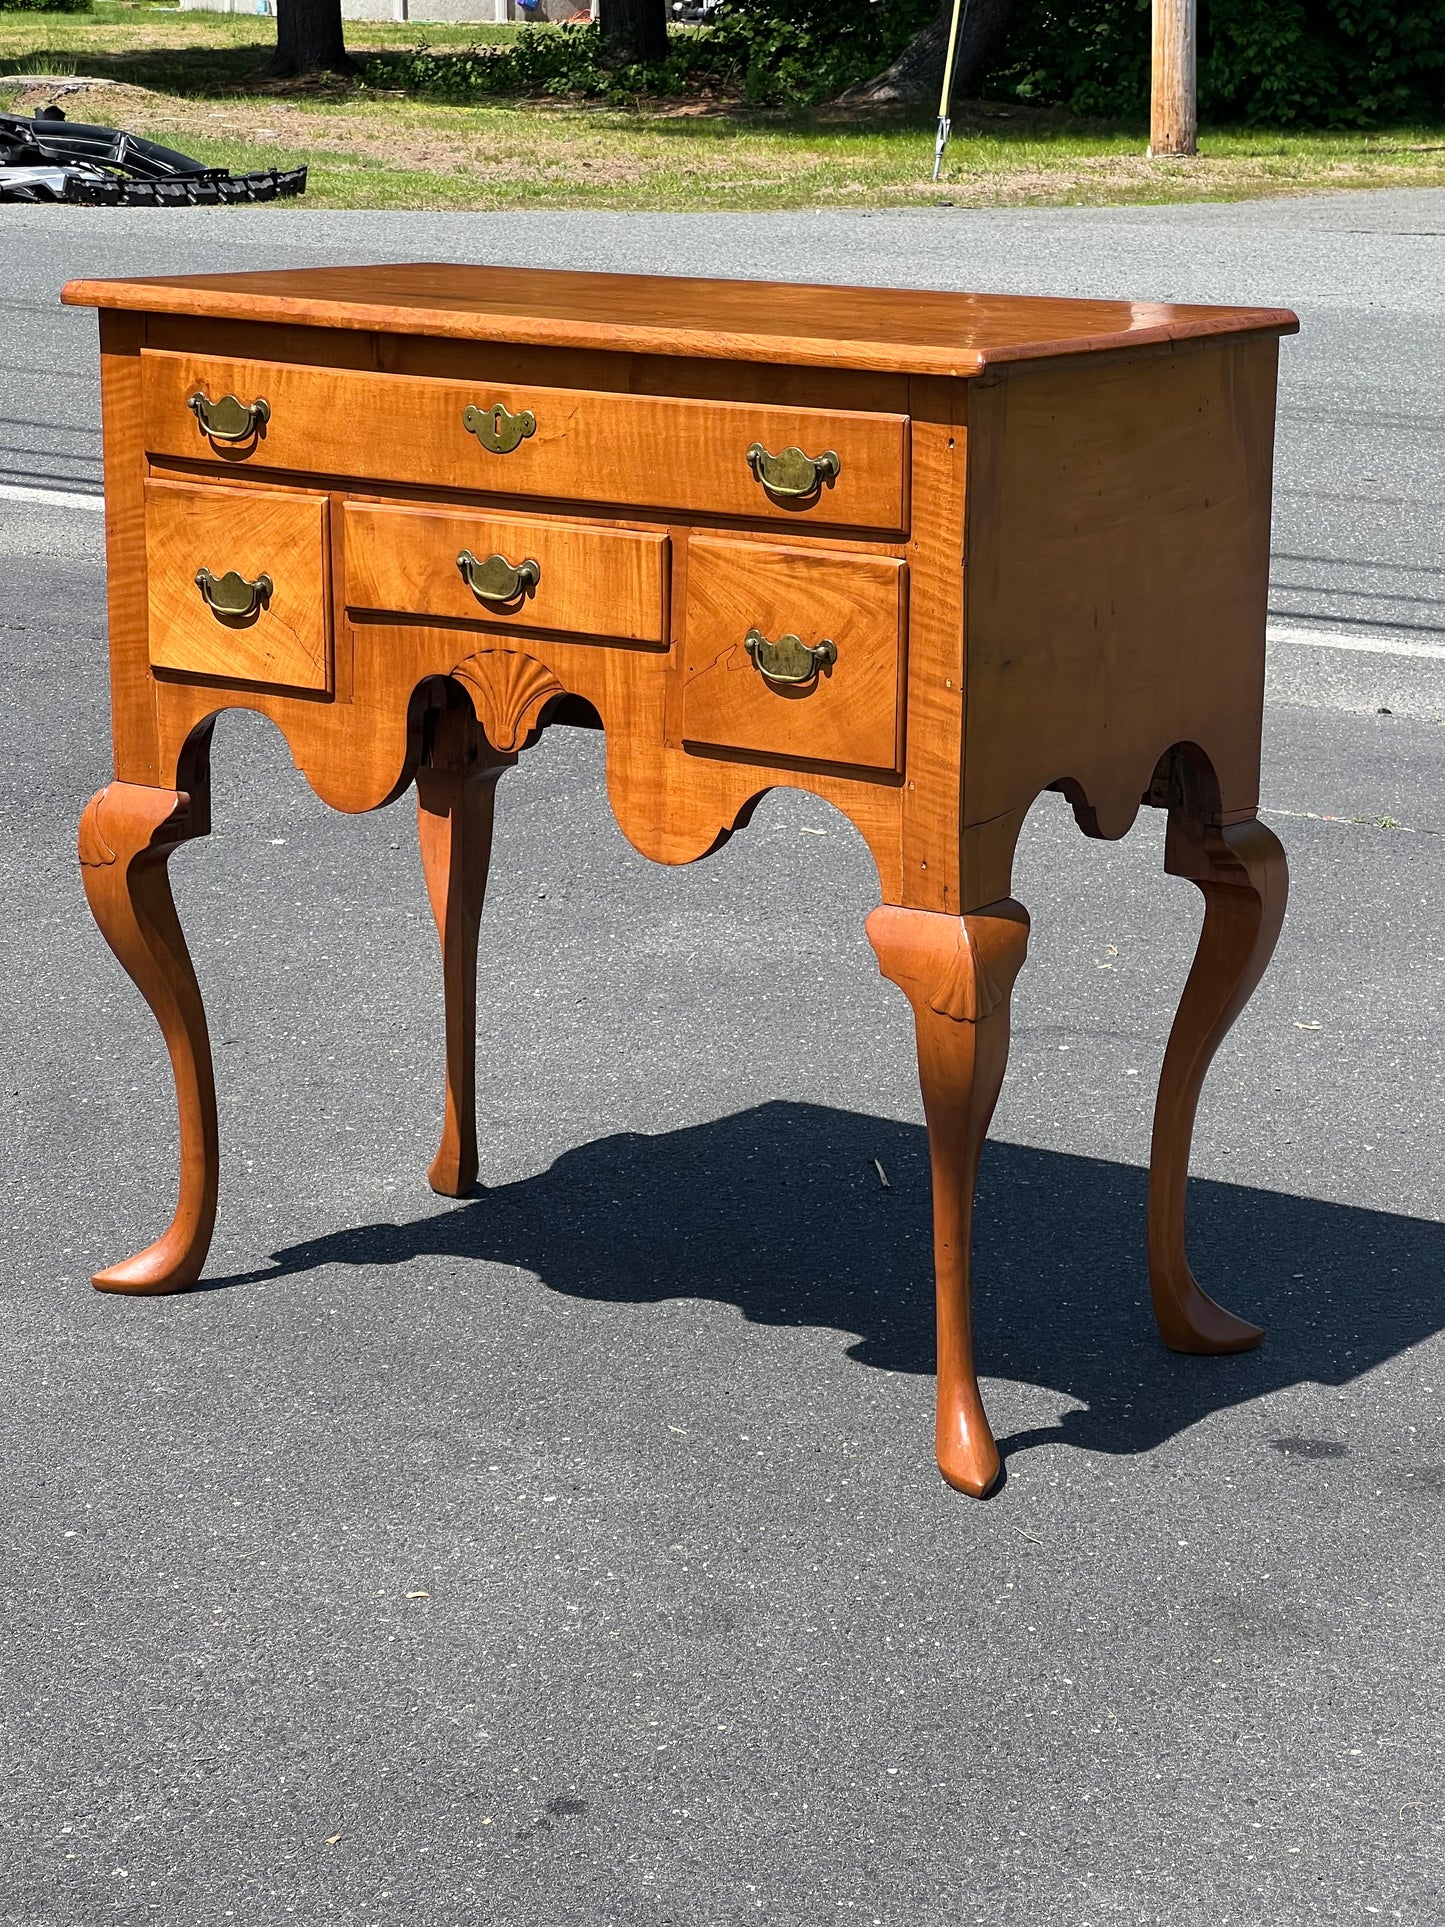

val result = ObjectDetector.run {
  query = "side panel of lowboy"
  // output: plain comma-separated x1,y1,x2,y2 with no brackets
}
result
959,334,1281,907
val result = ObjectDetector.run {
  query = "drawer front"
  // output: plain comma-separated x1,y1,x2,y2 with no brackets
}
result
681,537,906,773
344,502,669,645
145,479,330,691
142,351,909,531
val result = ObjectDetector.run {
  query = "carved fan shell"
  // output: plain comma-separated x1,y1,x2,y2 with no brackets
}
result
78,783,194,870
452,648,564,754
927,922,1006,1023
78,788,120,869
867,903,1027,1027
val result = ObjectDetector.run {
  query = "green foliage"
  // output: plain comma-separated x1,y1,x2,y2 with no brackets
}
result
366,0,1445,119
365,23,713,104
364,0,934,107
1204,0,1445,124
984,0,1147,117
0,0,91,12
704,0,936,103
986,0,1445,126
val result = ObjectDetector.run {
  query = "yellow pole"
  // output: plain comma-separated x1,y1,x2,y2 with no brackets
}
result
932,0,967,181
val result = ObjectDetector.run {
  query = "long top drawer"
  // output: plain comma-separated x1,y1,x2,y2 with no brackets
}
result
139,350,909,533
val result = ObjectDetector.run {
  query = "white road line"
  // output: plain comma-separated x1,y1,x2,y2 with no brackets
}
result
0,482,105,512
1268,622,1445,662
0,476,1442,665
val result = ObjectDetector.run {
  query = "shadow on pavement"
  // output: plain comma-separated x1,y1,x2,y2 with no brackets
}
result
202,1099,1445,1467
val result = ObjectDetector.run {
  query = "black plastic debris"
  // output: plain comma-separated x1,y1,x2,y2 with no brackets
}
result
0,106,306,205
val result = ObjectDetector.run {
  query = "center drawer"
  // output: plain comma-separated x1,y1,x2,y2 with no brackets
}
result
344,501,670,645
141,350,909,533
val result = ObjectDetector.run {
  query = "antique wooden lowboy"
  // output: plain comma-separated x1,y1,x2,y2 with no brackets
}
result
63,264,1297,1495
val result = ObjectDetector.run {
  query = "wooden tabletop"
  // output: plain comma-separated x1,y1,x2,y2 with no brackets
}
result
61,263,1299,378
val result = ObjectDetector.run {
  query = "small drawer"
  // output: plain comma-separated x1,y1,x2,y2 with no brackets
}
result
141,350,909,532
343,502,669,646
681,537,906,773
145,478,330,691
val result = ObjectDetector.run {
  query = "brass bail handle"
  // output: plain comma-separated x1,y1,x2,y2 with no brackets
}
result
746,443,841,499
195,567,272,620
745,628,837,687
462,401,537,456
188,391,271,444
457,549,541,605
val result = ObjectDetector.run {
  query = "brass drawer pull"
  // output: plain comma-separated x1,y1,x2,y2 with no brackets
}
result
745,627,836,687
457,548,541,605
746,442,840,499
195,566,273,620
462,401,536,455
188,391,271,444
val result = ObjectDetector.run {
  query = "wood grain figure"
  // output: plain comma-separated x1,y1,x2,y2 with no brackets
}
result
139,348,910,530
681,537,907,771
344,500,670,644
66,264,1297,1496
146,477,331,691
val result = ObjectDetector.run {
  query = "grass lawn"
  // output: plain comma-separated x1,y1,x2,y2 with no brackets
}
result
4,1,1445,210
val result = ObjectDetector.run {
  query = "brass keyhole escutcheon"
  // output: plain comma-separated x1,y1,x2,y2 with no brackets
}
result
745,628,837,687
195,566,273,621
746,443,840,500
188,391,271,445
457,549,541,606
462,401,537,456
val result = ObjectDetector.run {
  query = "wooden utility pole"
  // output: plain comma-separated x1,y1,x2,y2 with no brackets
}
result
1149,0,1197,156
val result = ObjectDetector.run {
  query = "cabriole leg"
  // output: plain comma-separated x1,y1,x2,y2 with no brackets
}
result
78,781,217,1294
867,900,1031,1497
1148,813,1288,1353
416,703,503,1198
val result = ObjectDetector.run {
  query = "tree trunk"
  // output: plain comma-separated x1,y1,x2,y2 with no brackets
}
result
265,0,356,78
597,0,668,65
840,0,1018,109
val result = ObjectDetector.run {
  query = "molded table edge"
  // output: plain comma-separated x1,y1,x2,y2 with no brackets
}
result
60,277,1301,378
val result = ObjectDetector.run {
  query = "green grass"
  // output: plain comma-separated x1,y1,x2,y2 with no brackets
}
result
4,2,1445,210
0,0,519,92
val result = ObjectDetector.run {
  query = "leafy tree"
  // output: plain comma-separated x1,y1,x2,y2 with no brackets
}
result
987,0,1445,124
843,0,1019,106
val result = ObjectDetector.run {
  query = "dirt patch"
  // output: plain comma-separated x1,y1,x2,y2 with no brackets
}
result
6,77,154,110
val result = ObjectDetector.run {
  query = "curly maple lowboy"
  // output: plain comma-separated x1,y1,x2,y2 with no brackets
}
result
63,264,1298,1497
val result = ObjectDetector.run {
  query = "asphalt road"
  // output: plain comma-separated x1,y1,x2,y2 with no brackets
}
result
1,196,1443,1926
